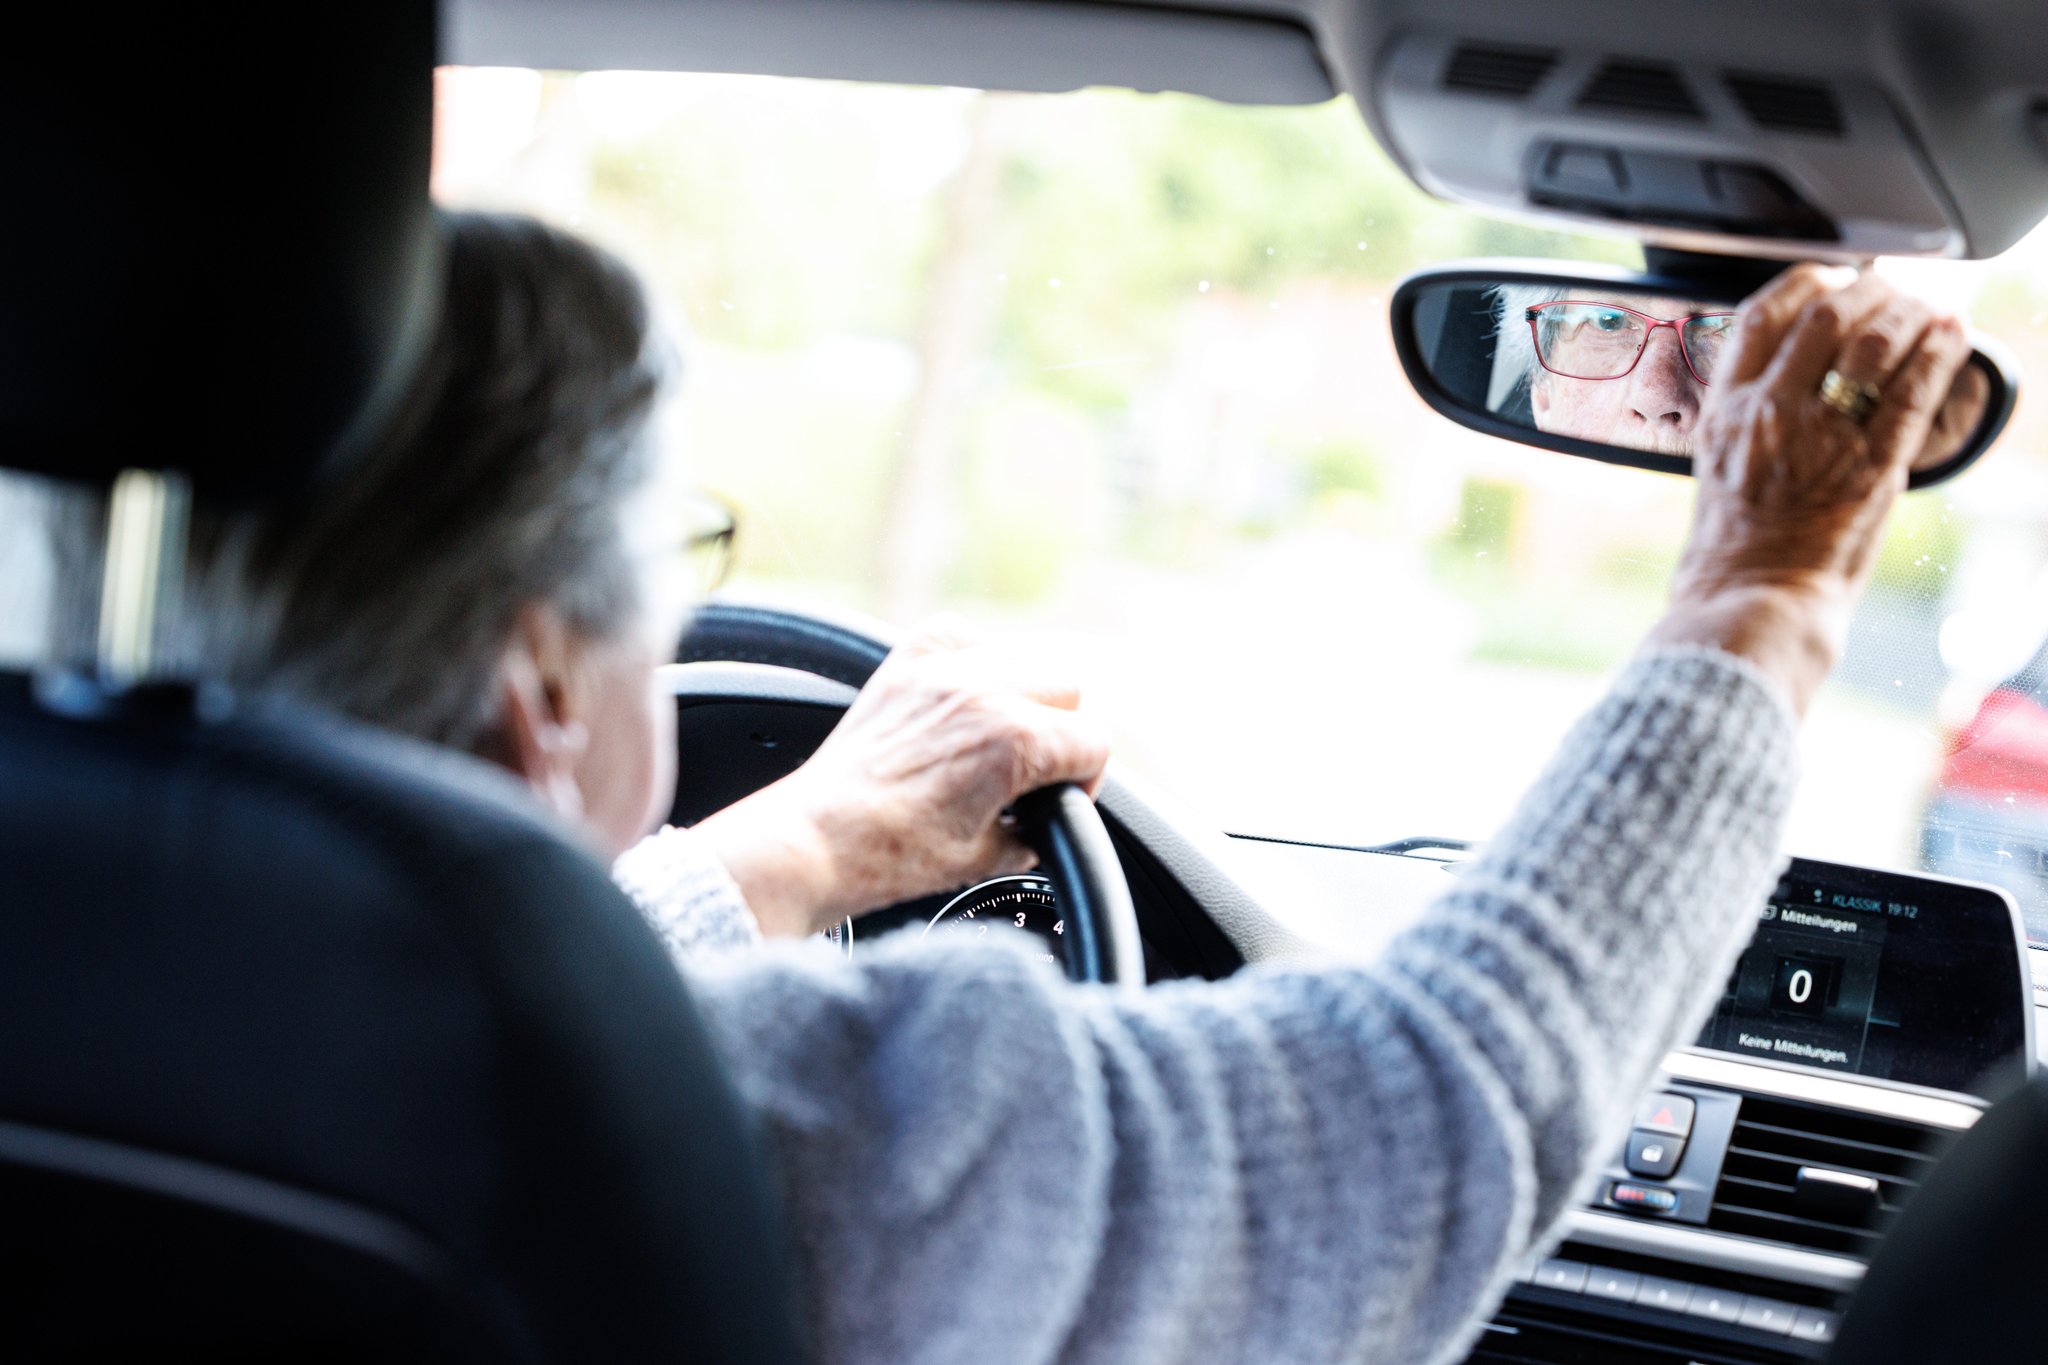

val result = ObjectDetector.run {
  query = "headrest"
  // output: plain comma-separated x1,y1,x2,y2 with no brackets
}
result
0,9,440,504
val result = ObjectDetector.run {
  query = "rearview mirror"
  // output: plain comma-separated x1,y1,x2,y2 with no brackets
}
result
1390,261,2018,490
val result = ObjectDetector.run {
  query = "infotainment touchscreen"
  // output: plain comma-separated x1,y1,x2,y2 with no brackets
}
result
1692,858,2033,1100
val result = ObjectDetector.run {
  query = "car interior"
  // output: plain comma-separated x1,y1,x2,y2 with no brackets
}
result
7,1,2048,1361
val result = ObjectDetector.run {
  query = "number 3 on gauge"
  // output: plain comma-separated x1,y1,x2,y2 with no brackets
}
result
924,874,1064,957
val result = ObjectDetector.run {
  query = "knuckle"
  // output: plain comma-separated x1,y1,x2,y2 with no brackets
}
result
1768,265,1825,304
1805,297,1850,335
1009,732,1052,789
1086,725,1112,765
957,676,1005,711
1004,713,1042,757
929,680,978,722
1901,342,1948,385
1744,291,1791,326
968,701,1019,752
988,702,1040,754
1896,351,1937,391
1843,328,1894,373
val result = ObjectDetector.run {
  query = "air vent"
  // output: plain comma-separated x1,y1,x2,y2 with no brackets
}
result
1483,1290,1808,1364
1469,1317,1723,1364
1726,72,1847,136
1707,1096,1953,1256
1577,60,1703,121
1443,44,1560,99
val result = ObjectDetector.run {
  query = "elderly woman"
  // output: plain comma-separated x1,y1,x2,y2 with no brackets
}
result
147,211,1966,1365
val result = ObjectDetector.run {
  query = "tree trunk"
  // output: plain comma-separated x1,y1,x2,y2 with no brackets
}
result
877,97,1011,622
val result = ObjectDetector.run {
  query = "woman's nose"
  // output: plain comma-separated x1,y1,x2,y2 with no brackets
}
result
1627,327,1701,430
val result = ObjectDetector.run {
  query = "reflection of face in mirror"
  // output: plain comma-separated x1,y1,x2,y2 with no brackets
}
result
1404,272,2007,484
1491,287,1733,456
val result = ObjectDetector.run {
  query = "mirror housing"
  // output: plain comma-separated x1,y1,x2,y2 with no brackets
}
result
1389,258,2018,490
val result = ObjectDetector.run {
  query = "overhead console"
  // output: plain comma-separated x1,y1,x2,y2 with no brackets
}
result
1373,34,1954,256
1352,2,2048,259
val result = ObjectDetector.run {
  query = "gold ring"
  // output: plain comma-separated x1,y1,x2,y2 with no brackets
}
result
1819,369,1882,425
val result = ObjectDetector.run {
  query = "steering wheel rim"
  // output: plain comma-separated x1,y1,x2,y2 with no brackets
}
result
678,600,1146,990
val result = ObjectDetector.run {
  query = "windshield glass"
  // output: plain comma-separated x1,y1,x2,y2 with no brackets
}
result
439,69,2048,942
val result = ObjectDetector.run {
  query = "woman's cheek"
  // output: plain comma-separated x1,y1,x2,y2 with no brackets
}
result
640,662,679,842
578,643,673,861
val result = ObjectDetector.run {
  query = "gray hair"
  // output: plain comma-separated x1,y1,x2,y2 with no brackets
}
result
46,212,674,750
1486,282,1571,413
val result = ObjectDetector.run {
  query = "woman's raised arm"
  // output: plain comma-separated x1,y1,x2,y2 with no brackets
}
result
678,270,1971,1365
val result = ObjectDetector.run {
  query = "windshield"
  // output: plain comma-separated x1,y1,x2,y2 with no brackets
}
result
439,69,2048,942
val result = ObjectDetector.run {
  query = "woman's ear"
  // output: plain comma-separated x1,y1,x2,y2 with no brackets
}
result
489,605,591,825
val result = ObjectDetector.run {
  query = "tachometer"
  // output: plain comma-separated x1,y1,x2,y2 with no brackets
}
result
924,874,1064,965
823,916,855,958
817,874,1065,964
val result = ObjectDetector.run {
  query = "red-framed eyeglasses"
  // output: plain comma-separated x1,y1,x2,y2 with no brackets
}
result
1525,301,1739,386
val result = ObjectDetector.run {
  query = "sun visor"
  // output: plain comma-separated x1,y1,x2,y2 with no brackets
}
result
447,0,1335,106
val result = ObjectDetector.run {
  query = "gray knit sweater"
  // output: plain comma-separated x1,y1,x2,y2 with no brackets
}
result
614,646,1798,1365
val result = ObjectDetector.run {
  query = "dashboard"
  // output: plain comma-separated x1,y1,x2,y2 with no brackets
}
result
821,853,2035,1105
831,852,2031,1362
1217,836,2033,1364
667,660,2037,1365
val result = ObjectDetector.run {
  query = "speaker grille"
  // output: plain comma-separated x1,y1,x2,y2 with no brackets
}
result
1443,44,1561,99
1727,72,1848,136
1578,61,1703,121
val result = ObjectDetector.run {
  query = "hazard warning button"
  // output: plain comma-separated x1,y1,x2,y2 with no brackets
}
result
1632,1093,1697,1140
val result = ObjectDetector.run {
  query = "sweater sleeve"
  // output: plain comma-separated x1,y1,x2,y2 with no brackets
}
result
685,646,1799,1365
612,823,762,961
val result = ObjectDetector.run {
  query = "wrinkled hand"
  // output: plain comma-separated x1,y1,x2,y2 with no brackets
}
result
1648,266,1972,714
694,617,1111,937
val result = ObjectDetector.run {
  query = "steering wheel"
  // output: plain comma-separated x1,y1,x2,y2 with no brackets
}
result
676,601,1147,990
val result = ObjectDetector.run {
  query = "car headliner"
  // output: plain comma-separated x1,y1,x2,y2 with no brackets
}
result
448,0,2048,261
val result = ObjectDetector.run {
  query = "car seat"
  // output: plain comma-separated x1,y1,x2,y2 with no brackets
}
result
0,10,803,1361
1826,1070,2047,1363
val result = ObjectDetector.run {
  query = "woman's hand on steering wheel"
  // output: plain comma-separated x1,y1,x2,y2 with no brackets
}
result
693,616,1111,938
